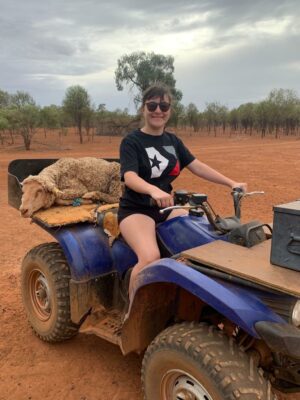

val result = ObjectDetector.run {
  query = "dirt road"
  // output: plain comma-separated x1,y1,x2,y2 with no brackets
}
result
1,132,299,399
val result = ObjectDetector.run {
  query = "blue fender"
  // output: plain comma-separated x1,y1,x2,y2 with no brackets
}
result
45,223,113,280
130,258,284,337
42,222,137,281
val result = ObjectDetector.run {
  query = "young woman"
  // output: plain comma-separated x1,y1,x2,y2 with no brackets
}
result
118,84,247,300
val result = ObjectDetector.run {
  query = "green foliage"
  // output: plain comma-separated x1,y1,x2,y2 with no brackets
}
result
17,104,40,150
10,91,36,108
63,85,92,143
0,90,10,108
186,103,200,132
40,105,62,131
0,83,300,143
0,90,39,149
95,108,139,136
237,103,255,134
202,102,227,135
168,101,185,128
0,113,9,130
0,111,9,145
115,51,182,106
228,109,239,132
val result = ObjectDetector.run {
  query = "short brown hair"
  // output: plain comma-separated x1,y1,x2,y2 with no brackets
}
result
142,83,172,106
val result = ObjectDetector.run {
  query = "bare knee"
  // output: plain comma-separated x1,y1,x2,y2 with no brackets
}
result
129,249,160,300
138,249,160,268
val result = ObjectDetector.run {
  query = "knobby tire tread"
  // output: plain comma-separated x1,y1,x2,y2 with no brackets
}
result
142,322,276,400
22,242,79,343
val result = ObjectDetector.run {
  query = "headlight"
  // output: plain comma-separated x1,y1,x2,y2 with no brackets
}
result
292,300,300,327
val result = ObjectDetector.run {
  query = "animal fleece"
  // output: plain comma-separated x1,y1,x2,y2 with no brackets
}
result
20,157,121,217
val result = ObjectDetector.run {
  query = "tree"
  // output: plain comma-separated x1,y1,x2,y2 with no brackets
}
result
186,103,200,133
115,51,182,106
17,105,40,150
0,90,10,108
6,91,39,150
62,85,91,144
83,106,96,141
228,109,239,134
204,102,226,136
10,91,35,108
267,89,299,137
255,101,271,138
1,108,19,144
0,112,9,145
237,103,255,135
168,101,185,128
39,105,61,136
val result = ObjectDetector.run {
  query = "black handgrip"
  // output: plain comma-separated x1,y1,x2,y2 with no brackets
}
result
232,189,243,219
232,187,244,193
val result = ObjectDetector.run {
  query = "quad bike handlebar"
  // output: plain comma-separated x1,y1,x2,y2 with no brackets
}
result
159,189,265,234
231,188,264,219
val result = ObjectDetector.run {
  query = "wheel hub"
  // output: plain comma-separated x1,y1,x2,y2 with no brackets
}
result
162,370,213,400
35,275,51,312
29,270,52,320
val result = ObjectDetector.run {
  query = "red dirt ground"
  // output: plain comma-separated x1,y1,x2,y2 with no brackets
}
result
0,131,299,400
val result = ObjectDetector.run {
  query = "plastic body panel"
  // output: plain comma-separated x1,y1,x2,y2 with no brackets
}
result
41,222,137,281
38,214,225,281
31,212,294,343
45,223,114,280
255,321,300,359
157,214,227,254
131,258,285,337
111,239,138,277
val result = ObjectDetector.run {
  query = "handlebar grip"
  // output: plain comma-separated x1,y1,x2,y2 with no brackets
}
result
232,187,244,193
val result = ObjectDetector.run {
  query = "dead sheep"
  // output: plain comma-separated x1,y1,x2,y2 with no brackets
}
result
20,157,122,218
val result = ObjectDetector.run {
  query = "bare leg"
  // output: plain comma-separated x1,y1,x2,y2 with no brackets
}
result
166,208,188,220
119,214,160,301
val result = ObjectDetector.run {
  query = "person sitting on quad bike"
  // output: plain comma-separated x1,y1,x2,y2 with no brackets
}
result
118,83,247,300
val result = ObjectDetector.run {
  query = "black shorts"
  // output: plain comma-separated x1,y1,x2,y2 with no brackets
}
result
118,205,172,224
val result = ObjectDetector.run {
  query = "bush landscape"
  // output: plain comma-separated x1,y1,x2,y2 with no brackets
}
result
1,51,300,399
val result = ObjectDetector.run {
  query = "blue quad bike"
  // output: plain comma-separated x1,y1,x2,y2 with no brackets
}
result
8,159,300,400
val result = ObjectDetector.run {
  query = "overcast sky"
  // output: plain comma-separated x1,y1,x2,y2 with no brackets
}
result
0,0,299,112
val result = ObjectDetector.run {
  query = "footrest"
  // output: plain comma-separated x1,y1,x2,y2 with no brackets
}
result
79,308,122,345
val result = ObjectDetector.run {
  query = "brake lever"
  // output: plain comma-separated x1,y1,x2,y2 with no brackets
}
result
243,191,265,197
159,205,192,214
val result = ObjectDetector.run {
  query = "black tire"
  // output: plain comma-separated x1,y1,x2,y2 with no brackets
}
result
21,242,79,342
142,322,276,400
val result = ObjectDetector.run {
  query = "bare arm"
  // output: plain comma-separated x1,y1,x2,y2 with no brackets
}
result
187,159,247,191
124,171,173,208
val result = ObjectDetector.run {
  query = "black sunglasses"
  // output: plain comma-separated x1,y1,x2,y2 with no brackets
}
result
145,101,171,112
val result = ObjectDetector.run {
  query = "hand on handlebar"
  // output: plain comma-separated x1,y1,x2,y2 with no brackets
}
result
231,182,247,193
149,187,174,208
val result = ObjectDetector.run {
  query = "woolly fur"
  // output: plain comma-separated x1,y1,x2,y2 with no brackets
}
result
22,157,122,205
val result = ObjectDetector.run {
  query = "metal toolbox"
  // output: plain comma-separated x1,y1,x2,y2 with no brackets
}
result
270,200,300,271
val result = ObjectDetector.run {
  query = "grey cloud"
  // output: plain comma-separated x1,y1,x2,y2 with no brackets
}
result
177,33,300,109
0,0,299,109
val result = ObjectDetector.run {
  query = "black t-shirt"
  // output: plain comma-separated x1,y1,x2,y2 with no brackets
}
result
119,129,195,208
